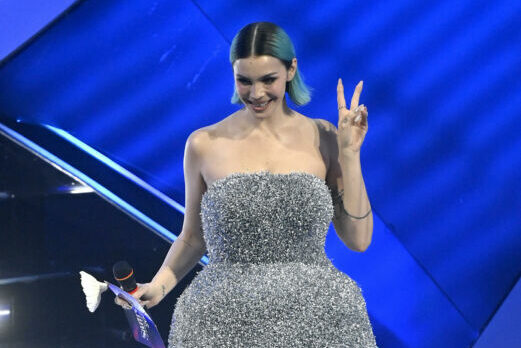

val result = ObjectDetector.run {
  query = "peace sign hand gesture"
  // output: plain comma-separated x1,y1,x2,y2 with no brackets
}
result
337,79,368,154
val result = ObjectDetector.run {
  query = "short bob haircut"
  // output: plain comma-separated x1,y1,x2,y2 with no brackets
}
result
229,22,312,106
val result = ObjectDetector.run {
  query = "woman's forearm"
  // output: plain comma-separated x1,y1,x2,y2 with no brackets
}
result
336,149,373,251
151,232,207,295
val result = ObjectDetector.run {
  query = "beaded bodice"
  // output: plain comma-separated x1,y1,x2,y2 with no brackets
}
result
200,171,334,264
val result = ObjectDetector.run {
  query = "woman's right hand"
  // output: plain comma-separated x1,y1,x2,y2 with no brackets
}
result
114,282,166,310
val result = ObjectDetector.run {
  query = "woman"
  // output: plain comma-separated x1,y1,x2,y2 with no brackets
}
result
117,21,377,347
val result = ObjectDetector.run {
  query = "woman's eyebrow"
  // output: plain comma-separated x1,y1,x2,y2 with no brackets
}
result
235,72,278,79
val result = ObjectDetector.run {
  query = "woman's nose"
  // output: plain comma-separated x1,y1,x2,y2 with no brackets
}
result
250,82,265,99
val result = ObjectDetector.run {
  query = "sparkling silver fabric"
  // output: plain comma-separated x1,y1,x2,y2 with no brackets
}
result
168,171,378,347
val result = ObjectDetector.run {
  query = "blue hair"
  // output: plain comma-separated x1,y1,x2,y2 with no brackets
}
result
229,22,312,106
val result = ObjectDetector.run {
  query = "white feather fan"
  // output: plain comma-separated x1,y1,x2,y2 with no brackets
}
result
79,271,108,312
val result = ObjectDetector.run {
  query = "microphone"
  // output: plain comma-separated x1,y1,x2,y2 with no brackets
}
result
113,261,138,294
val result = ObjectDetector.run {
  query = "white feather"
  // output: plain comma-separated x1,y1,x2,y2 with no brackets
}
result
79,271,108,312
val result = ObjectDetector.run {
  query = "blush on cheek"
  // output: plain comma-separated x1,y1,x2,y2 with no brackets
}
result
236,86,248,98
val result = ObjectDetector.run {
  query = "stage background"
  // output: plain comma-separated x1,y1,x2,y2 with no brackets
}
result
1,0,520,347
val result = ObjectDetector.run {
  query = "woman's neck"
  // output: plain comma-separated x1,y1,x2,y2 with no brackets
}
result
241,97,296,135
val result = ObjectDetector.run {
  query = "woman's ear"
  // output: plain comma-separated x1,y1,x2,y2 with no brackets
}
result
287,58,297,82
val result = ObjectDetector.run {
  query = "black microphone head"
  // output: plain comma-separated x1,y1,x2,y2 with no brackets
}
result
113,261,137,293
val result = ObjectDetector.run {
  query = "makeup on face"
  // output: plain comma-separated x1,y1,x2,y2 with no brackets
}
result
235,74,277,112
233,56,289,114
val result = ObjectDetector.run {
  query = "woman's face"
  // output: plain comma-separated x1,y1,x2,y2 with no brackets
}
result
233,55,296,116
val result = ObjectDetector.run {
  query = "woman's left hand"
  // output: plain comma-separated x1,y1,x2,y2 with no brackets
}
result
337,79,368,153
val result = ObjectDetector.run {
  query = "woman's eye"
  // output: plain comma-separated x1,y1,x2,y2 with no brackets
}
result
237,78,275,85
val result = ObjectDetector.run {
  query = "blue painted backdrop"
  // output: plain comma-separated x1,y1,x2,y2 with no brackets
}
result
1,0,520,347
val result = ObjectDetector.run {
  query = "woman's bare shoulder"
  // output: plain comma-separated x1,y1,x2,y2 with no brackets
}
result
192,111,241,138
292,112,337,140
188,111,240,144
311,116,338,134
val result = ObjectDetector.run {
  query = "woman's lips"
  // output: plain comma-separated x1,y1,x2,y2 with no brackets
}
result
249,99,271,104
249,99,272,111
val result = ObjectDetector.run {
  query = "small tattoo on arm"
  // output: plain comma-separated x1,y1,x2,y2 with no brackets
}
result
178,237,195,249
331,187,345,219
161,285,166,298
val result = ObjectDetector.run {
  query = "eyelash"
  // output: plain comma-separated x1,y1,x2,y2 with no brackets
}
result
238,78,276,85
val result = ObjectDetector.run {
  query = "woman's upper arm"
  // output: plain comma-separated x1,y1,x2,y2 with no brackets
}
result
179,129,208,250
315,118,343,192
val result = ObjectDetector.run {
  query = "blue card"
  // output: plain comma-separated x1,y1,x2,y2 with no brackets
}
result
107,283,165,348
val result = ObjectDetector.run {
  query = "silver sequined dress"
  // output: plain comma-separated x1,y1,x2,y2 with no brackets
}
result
168,171,378,347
